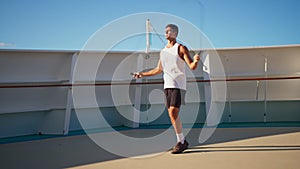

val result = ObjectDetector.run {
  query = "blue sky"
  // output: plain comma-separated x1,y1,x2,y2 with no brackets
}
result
0,0,300,51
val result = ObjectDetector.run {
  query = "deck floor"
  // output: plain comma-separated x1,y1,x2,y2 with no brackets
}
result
1,127,300,169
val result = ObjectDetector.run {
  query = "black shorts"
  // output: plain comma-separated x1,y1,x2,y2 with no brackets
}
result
164,88,186,108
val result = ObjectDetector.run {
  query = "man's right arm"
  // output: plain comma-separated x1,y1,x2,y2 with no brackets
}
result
133,60,163,78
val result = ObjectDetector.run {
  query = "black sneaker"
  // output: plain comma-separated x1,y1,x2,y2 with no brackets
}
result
171,140,189,154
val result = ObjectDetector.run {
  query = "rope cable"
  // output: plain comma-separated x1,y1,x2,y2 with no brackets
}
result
149,22,166,47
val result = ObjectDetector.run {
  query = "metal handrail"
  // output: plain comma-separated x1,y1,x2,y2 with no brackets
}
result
0,76,300,88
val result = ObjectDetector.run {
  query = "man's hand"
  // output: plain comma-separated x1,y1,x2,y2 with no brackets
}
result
193,54,200,63
131,72,143,79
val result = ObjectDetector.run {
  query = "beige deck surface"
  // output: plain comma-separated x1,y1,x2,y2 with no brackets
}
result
1,127,300,169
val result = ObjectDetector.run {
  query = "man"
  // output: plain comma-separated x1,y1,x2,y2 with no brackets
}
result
133,24,200,154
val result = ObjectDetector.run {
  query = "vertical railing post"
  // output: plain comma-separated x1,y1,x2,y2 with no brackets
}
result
63,52,78,135
264,55,268,122
225,56,232,123
132,53,144,128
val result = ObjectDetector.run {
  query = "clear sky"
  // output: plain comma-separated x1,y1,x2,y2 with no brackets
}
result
0,0,300,51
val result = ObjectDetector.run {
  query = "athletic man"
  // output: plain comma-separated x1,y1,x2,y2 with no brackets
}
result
133,24,200,154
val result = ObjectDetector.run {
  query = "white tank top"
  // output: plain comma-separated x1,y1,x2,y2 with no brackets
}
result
160,43,186,90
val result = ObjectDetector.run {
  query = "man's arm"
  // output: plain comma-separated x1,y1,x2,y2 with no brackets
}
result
179,45,200,70
133,60,163,78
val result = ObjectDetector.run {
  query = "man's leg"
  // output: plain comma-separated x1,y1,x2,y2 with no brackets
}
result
168,106,188,154
168,106,182,134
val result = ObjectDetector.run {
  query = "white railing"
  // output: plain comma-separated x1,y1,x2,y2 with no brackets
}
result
0,45,299,138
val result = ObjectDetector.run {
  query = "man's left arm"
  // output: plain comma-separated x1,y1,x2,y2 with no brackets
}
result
179,45,200,70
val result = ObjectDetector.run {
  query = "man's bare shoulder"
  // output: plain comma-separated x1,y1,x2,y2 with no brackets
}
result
178,44,190,56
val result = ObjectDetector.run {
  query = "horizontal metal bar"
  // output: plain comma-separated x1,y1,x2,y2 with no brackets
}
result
0,76,300,88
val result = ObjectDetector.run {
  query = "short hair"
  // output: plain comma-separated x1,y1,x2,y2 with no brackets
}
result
166,24,179,35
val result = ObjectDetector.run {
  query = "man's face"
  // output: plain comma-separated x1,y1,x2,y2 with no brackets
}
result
165,27,177,40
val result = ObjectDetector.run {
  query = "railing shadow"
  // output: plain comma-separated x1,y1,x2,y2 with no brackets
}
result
184,145,300,154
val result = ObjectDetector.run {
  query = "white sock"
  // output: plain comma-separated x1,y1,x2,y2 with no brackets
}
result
176,133,185,144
